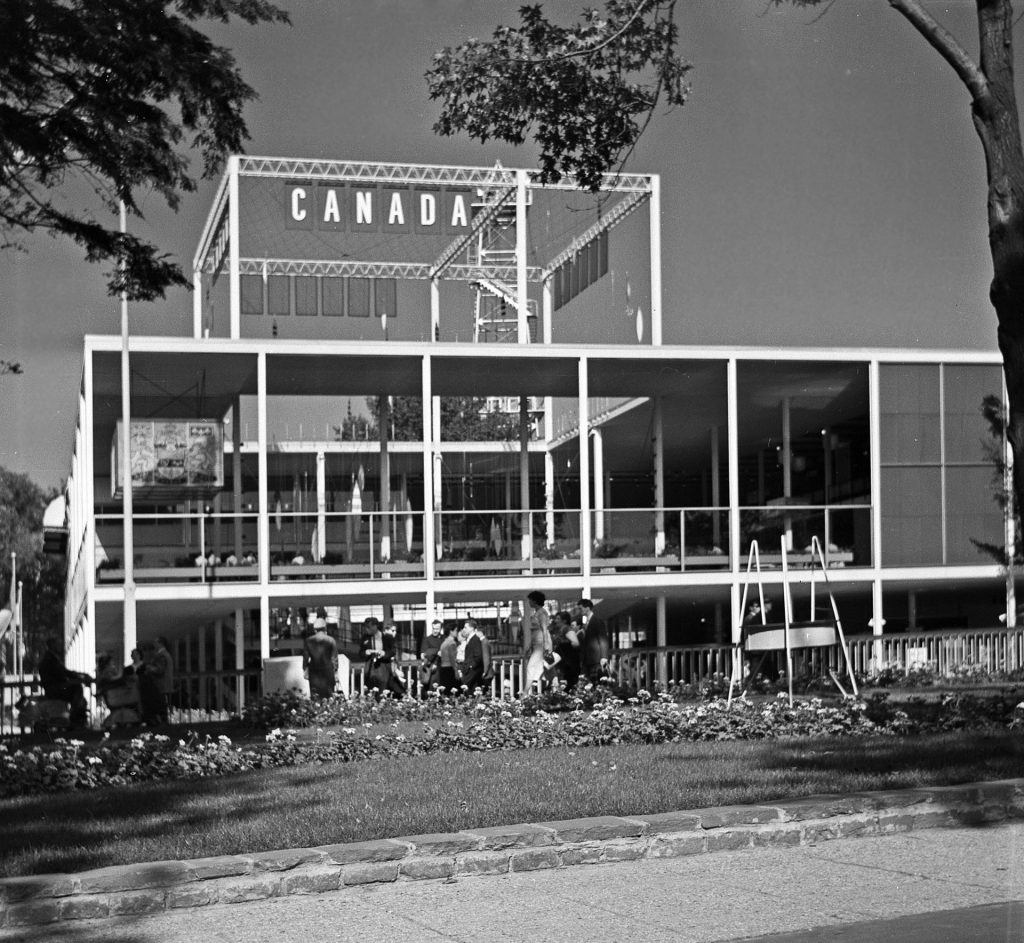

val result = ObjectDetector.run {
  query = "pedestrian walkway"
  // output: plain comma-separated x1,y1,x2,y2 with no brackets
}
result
9,823,1024,942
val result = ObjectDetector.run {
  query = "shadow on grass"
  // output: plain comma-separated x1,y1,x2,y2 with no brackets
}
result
1,763,355,877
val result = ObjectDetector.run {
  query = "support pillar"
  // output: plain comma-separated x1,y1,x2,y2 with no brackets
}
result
379,398,392,564
656,595,667,687
316,450,327,562
234,608,244,711
653,396,665,554
519,395,531,560
232,399,243,559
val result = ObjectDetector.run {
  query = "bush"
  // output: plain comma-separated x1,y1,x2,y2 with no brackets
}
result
3,692,1022,799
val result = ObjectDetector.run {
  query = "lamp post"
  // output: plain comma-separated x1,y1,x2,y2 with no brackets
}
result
119,199,137,656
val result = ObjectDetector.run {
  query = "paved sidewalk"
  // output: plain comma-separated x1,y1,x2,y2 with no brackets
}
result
9,823,1024,942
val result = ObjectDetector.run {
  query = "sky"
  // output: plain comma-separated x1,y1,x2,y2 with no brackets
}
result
0,0,1003,488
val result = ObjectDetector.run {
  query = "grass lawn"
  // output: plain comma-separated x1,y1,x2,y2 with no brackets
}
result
2,729,1022,877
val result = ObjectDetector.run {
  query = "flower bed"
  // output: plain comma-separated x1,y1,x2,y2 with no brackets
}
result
2,693,1023,799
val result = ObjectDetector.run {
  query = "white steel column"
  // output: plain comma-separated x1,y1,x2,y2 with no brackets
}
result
516,169,529,343
782,396,793,551
578,358,592,597
592,427,605,542
542,277,553,345
257,351,270,663
119,200,137,658
193,271,203,339
214,617,224,712
234,608,245,711
232,399,243,559
543,275,555,546
228,155,241,339
727,359,741,635
656,595,667,686
868,359,883,673
711,425,722,548
430,279,440,341
422,355,437,617
1005,373,1016,626
653,397,665,554
519,396,531,560
649,174,662,346
379,399,392,563
316,450,327,562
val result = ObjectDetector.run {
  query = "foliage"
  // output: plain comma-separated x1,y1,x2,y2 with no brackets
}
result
0,467,64,666
0,360,22,376
427,1,691,190
336,396,520,442
5,691,1023,798
0,0,289,300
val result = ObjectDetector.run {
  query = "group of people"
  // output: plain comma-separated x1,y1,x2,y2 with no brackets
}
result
302,596,614,699
420,618,494,694
96,638,175,725
35,635,175,728
522,593,611,694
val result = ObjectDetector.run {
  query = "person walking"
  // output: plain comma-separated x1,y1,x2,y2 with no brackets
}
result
419,619,444,695
579,598,611,685
303,616,338,698
437,623,460,693
523,590,551,694
460,619,485,692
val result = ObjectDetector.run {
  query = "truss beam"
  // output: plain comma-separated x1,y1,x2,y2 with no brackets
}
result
542,191,651,278
430,186,517,278
230,258,545,282
235,156,653,193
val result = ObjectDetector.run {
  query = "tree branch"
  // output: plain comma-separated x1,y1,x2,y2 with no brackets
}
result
887,0,988,102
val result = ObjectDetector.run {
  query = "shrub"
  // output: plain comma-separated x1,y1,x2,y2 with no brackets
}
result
3,692,1022,799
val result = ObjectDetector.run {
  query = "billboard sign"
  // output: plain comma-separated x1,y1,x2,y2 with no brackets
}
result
112,420,224,496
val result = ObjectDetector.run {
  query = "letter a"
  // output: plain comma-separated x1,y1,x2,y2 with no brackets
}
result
450,195,468,228
323,190,341,224
388,192,405,226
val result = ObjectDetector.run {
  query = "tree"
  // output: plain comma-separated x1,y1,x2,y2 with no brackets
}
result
0,0,290,301
0,467,63,667
427,1,690,191
427,0,1024,533
335,397,521,442
0,360,22,376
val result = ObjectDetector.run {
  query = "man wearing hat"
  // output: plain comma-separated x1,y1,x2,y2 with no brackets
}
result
303,616,338,699
579,598,611,685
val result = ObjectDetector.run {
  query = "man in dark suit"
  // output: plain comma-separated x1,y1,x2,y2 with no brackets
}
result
579,598,611,685
460,618,486,692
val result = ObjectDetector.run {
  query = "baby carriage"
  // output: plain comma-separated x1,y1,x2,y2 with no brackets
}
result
101,678,142,728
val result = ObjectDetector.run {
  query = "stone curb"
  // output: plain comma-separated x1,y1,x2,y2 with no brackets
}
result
3,779,1023,928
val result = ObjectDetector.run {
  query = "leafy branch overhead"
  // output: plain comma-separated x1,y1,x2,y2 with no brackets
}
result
427,1,691,191
0,0,289,300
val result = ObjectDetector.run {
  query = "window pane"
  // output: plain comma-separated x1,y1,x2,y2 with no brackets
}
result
374,279,397,320
267,275,290,317
241,275,263,316
323,277,344,316
945,465,1003,564
348,277,370,317
880,364,940,464
880,466,942,565
943,364,1003,464
295,276,317,316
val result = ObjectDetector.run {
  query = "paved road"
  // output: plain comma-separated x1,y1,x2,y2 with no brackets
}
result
12,823,1024,943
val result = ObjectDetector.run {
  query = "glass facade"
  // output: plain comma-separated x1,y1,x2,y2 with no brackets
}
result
879,363,1003,567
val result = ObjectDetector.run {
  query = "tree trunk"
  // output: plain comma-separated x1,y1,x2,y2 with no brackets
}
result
974,0,1024,528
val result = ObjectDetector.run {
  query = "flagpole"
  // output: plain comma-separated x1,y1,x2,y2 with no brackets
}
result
120,199,137,657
